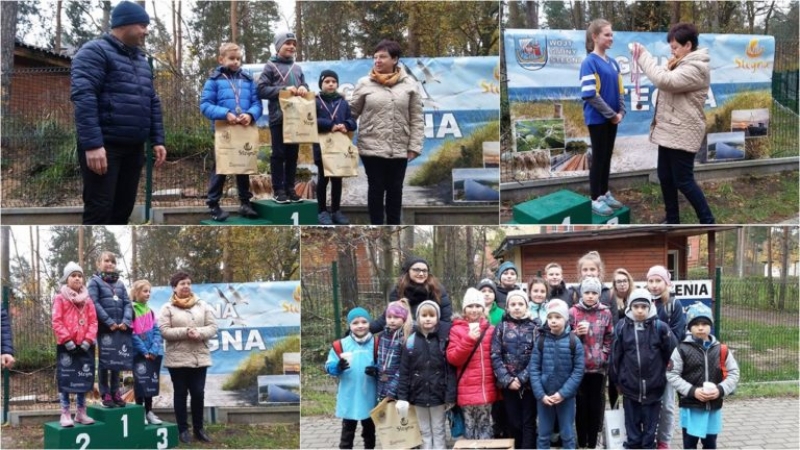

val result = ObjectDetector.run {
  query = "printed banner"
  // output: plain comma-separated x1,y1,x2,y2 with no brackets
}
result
244,56,500,166
504,29,775,179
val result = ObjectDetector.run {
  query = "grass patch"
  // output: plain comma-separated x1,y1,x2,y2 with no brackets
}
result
202,423,299,449
409,121,500,186
722,318,799,382
222,335,300,390
734,382,799,399
301,365,337,417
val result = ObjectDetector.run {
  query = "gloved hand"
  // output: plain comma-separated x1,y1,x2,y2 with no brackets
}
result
365,365,379,378
80,341,92,353
395,400,410,420
64,341,77,352
337,357,350,372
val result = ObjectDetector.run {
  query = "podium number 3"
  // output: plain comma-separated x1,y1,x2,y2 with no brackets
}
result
157,428,169,449
76,433,90,450
121,414,129,437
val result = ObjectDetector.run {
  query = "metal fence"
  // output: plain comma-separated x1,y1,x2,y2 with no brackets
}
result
301,263,799,389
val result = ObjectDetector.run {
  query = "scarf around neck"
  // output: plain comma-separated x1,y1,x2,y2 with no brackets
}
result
369,67,401,87
320,91,341,101
61,284,90,306
99,271,120,283
170,292,199,309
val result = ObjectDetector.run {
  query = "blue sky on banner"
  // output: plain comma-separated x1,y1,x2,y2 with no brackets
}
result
149,281,300,375
505,30,775,137
244,56,500,166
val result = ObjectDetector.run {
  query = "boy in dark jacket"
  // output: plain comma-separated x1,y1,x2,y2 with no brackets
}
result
495,261,522,309
610,289,676,449
200,42,263,221
396,300,455,449
313,70,357,225
529,299,585,449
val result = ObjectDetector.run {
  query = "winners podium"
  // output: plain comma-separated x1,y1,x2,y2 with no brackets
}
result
200,199,318,225
507,190,630,225
44,404,178,449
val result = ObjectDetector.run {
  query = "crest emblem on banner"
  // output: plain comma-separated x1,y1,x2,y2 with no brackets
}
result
516,37,547,71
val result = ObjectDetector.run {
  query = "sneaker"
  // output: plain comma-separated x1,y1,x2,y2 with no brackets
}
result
331,210,350,225
287,190,303,203
146,411,163,425
317,211,333,225
101,393,115,408
603,191,624,209
592,198,614,216
209,204,229,222
239,202,259,219
273,191,290,204
657,442,670,449
60,408,74,427
112,391,126,407
75,407,95,425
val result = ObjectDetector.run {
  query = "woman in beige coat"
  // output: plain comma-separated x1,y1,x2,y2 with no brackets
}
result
159,271,218,444
632,23,715,224
350,39,424,225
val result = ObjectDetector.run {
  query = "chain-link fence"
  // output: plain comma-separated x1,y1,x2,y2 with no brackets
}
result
301,263,799,389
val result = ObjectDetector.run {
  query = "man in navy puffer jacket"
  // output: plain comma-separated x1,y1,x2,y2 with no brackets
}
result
70,1,166,224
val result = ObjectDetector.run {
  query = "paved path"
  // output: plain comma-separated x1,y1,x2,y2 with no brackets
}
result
300,397,800,449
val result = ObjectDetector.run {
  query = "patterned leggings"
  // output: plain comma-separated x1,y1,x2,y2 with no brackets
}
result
463,404,494,440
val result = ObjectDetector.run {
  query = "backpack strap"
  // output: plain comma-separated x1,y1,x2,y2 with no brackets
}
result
332,339,343,357
538,331,578,357
372,332,381,363
719,343,728,380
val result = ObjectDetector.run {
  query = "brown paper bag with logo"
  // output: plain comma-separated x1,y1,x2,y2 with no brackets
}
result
214,121,259,174
369,398,423,449
319,132,358,178
279,91,319,143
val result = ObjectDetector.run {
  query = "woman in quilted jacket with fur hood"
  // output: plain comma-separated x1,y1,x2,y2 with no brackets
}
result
632,23,715,224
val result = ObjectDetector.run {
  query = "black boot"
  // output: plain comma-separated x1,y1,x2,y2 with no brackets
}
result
208,203,229,222
239,202,259,219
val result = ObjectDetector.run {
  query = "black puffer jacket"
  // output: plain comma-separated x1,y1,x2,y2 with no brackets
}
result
71,34,165,152
548,281,572,303
396,322,456,407
490,313,538,388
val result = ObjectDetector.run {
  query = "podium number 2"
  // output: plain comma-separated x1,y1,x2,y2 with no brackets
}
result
157,428,169,449
121,414,128,437
291,212,299,225
76,433,90,450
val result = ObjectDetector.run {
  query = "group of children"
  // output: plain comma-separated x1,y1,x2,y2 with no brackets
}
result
326,251,739,449
202,31,354,225
52,253,162,428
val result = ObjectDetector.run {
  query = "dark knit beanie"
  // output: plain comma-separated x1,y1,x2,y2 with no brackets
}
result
402,256,429,274
111,1,150,28
318,70,339,89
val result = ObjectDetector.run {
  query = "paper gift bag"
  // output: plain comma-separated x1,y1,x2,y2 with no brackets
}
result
319,132,358,177
279,91,319,143
603,406,627,449
56,345,95,393
369,398,423,449
98,331,133,370
214,121,259,175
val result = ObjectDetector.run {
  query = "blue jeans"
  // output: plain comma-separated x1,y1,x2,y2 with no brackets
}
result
98,369,120,396
269,124,299,193
657,146,715,224
623,397,661,449
537,396,576,449
59,392,86,409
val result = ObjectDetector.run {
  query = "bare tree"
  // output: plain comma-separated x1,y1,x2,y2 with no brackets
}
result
230,0,238,43
526,1,539,29
1,1,18,122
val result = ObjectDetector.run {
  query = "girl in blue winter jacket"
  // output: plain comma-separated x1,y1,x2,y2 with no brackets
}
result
87,251,132,408
130,279,164,425
200,42,263,222
375,299,412,401
325,307,377,449
490,290,538,450
528,299,584,450
313,69,358,225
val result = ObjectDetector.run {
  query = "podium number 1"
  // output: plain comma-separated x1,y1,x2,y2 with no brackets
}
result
291,212,299,225
76,433,90,450
121,414,128,437
157,428,169,449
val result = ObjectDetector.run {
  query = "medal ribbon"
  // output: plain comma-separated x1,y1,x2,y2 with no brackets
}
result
319,97,341,122
269,61,297,86
221,73,242,114
103,280,120,301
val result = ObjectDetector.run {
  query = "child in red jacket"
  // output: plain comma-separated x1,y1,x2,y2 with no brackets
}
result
52,262,98,428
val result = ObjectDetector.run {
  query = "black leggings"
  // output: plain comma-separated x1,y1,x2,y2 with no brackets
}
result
587,122,618,200
576,372,606,448
314,159,342,213
340,418,375,449
682,428,718,449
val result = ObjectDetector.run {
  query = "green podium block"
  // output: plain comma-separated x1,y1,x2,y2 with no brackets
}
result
200,216,273,225
251,199,318,225
144,422,180,449
513,190,592,224
85,404,147,449
44,421,112,449
592,206,631,225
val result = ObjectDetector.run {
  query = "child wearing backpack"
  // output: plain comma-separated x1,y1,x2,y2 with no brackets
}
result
610,289,676,449
528,299,585,450
667,302,740,449
374,299,412,401
569,277,613,449
396,300,455,449
325,307,378,449
647,265,687,449
490,290,538,450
